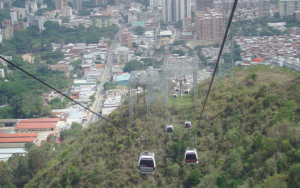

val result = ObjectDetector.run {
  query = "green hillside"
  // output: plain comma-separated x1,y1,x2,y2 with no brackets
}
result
1,66,300,188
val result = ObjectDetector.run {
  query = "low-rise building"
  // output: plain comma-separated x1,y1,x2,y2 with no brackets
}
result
89,13,112,28
116,73,131,85
15,118,60,132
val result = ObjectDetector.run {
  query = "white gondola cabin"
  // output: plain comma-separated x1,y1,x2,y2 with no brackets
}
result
138,152,156,174
173,94,178,98
184,89,190,94
185,147,198,164
166,124,174,133
175,88,180,93
184,121,191,128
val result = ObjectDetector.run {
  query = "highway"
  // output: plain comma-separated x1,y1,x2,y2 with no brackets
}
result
83,23,124,128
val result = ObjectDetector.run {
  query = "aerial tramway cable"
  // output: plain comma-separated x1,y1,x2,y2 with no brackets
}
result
0,56,139,137
194,0,239,147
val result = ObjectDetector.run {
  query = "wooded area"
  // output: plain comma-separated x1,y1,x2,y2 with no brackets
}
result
1,66,299,188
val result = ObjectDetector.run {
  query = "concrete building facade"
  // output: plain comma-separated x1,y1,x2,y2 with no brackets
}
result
55,0,67,11
194,9,223,41
279,0,300,17
1,26,14,39
72,0,82,10
119,30,132,47
258,0,270,17
196,0,213,11
162,0,191,22
89,14,112,28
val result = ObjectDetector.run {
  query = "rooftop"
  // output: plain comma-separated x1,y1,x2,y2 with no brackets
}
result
132,21,145,27
0,138,36,143
0,133,38,138
116,74,131,82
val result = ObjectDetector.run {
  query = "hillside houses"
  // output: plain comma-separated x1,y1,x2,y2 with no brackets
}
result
234,35,300,71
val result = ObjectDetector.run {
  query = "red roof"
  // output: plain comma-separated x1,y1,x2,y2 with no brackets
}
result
0,133,38,138
15,123,56,129
19,118,60,123
0,138,36,143
251,58,264,62
96,64,105,69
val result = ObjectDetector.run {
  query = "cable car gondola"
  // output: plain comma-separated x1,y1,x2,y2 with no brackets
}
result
184,121,191,128
185,147,198,164
173,94,178,98
138,151,156,174
166,124,174,134
184,89,190,94
175,88,180,93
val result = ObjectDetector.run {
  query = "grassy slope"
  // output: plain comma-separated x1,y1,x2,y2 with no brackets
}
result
26,66,300,188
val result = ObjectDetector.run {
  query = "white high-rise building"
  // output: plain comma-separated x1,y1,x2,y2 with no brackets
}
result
10,7,18,25
25,1,38,13
62,6,72,17
162,0,191,22
0,29,2,43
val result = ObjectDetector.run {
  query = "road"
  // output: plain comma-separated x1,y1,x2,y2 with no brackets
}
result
83,24,125,127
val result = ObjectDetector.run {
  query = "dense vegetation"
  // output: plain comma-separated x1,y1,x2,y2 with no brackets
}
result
123,58,161,72
1,66,299,187
0,9,10,24
0,22,118,55
0,56,69,118
231,16,293,37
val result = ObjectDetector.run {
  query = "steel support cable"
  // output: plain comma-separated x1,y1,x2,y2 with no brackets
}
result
194,0,239,147
0,56,139,137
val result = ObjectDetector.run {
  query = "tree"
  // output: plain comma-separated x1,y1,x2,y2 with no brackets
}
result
78,9,90,16
71,122,82,129
132,42,138,48
0,94,8,105
10,93,33,118
104,82,116,90
25,142,35,151
123,60,143,72
186,170,201,187
28,147,48,174
274,12,280,19
172,49,185,56
173,40,186,46
174,21,182,28
134,26,145,36
0,162,14,187
251,73,257,82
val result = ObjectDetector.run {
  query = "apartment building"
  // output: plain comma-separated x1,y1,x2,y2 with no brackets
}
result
89,13,112,28
258,0,270,17
119,30,132,47
279,0,300,16
72,0,82,10
162,0,191,22
196,0,213,11
55,0,67,11
194,10,223,41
